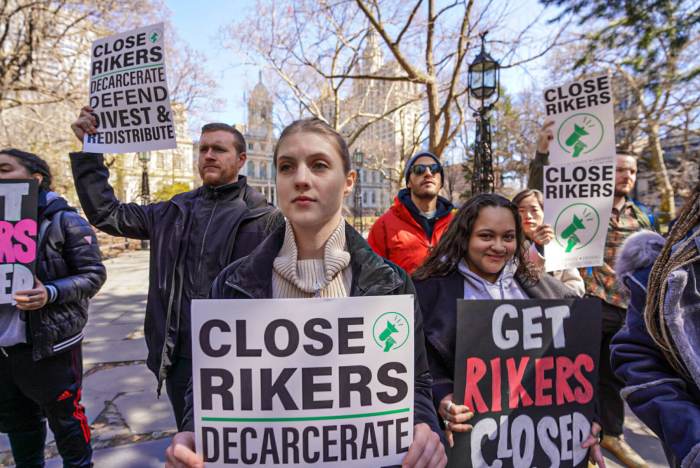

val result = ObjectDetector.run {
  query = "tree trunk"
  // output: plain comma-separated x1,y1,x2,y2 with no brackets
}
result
647,123,675,222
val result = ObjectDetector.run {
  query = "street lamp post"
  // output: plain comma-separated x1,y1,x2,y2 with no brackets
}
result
353,149,364,234
468,32,501,195
138,151,151,249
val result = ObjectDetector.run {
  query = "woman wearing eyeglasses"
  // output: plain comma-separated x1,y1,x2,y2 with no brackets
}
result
513,188,585,296
368,151,454,274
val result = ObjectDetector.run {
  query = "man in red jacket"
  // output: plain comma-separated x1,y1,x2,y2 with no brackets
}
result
368,151,454,274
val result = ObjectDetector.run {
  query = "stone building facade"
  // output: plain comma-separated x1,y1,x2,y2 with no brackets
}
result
241,78,276,205
321,31,423,215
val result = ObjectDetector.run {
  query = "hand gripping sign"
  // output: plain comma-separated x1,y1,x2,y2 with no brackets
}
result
448,299,601,468
85,22,177,153
191,296,414,467
0,180,38,310
542,74,617,271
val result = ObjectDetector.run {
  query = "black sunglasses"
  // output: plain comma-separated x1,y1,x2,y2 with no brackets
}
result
411,163,441,176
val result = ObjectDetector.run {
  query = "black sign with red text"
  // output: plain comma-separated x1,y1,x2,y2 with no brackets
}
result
448,299,601,468
0,179,38,311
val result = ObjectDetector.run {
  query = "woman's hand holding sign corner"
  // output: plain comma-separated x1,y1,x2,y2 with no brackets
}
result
13,277,48,311
537,119,555,153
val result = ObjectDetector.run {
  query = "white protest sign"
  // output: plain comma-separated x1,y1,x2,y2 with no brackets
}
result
543,75,615,165
84,22,177,153
191,296,415,467
542,74,616,271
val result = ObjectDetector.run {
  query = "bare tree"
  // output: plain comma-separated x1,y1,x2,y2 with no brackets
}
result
223,0,566,168
0,0,219,203
347,0,566,156
222,0,425,153
541,0,700,220
165,31,221,119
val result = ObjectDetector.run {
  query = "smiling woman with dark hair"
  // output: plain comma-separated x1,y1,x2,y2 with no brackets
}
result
412,193,605,465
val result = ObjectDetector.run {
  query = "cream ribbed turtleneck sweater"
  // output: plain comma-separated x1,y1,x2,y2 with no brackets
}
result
272,218,352,298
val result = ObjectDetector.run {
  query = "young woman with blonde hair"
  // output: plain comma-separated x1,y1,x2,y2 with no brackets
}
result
165,118,447,467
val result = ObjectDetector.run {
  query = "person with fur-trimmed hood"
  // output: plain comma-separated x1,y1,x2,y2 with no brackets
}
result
612,183,700,468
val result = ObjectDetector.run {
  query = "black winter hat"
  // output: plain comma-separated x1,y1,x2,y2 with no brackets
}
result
404,151,443,187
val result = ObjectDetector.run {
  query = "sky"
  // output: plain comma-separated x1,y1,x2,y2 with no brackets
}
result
166,0,259,133
165,0,554,137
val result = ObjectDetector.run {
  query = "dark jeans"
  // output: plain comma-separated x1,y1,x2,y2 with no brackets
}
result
165,357,192,431
599,301,626,437
0,344,92,467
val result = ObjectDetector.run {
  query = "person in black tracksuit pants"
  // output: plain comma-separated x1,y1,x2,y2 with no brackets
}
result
0,149,106,467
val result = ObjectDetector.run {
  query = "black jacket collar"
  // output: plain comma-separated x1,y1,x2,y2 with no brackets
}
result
221,221,405,299
170,175,268,211
398,188,453,238
201,176,247,201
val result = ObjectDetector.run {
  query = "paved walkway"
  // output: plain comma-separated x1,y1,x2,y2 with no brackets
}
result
0,250,670,467
0,250,176,467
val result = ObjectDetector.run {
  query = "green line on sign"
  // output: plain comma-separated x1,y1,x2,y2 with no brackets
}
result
92,63,163,79
201,407,411,423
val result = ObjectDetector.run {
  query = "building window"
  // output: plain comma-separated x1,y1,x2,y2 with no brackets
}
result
259,162,267,179
248,142,254,150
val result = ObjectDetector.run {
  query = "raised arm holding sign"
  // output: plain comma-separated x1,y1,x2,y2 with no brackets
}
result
70,105,275,431
530,74,652,466
84,22,176,153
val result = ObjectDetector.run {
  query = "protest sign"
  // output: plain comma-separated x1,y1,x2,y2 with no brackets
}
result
85,22,177,153
448,299,601,468
191,296,415,467
0,180,38,309
542,74,617,271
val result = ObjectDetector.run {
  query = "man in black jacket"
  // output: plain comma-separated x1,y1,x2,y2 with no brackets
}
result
70,108,276,430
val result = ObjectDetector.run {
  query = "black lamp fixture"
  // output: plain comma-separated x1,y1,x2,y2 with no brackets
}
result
468,35,500,104
467,32,501,195
138,151,151,249
353,148,363,167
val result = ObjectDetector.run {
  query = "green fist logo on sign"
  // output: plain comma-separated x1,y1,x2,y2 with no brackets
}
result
554,203,600,253
557,113,604,159
372,312,410,352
